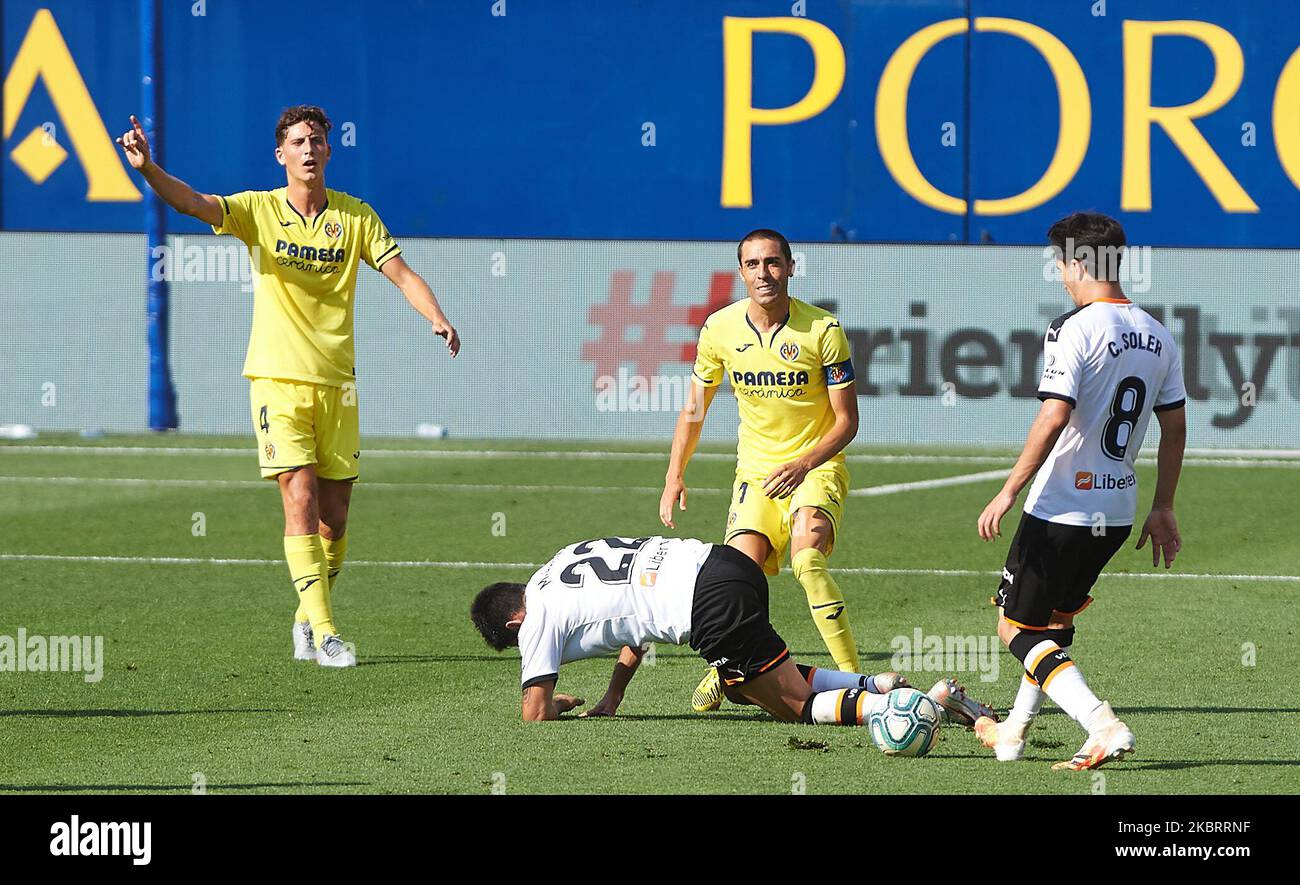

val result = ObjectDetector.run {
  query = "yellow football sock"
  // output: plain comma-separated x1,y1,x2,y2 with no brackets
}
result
285,533,337,639
322,532,348,589
296,533,348,623
792,547,859,672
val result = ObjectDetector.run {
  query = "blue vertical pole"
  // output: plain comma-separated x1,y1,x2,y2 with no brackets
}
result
142,0,177,430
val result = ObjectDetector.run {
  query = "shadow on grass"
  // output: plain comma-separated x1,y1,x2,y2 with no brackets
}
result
0,708,288,718
1124,759,1300,772
1034,706,1300,716
613,713,772,722
0,782,369,793
358,654,517,665
356,650,897,668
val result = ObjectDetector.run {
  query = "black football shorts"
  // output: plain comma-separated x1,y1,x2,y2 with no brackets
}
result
689,544,789,685
996,511,1131,629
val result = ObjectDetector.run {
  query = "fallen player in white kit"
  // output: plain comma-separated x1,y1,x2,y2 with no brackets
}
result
471,535,995,728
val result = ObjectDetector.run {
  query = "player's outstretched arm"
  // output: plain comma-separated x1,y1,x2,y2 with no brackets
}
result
978,398,1072,540
1137,405,1186,568
380,256,461,357
521,681,585,721
660,383,718,528
115,115,223,226
580,645,647,718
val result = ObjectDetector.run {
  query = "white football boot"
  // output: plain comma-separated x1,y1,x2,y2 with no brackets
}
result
1051,703,1135,771
292,620,316,662
315,634,357,668
928,678,997,729
871,671,911,693
975,716,1028,761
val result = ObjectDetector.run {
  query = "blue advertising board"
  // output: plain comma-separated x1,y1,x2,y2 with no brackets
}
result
4,0,1299,245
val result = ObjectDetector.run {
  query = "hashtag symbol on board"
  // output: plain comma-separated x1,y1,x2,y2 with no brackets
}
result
678,271,736,364
582,271,690,383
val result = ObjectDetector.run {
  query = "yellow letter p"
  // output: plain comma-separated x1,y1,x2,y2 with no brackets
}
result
721,17,845,208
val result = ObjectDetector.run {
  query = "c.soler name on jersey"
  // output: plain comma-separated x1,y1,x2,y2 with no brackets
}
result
1107,331,1163,358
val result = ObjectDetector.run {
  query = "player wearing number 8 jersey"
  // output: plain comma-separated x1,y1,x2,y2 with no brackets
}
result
975,212,1187,771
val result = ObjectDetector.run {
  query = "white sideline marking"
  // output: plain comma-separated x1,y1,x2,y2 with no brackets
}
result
2,444,1297,465
0,475,718,496
0,469,1013,498
850,469,1010,496
0,552,1295,582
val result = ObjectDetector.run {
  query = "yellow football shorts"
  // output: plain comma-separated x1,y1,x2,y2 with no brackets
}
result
249,377,360,481
724,462,849,575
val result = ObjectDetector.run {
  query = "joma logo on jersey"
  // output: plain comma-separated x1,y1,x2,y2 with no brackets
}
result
731,369,810,387
274,240,346,262
1075,471,1136,490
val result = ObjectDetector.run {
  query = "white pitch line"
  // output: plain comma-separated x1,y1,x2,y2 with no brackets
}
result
0,469,1012,497
0,470,1009,497
827,566,1300,583
0,552,1295,582
0,553,541,569
2,444,1297,465
0,475,724,496
850,469,1009,496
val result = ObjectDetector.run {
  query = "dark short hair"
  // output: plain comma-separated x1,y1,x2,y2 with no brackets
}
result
737,228,793,265
1047,212,1126,282
470,582,526,651
275,105,332,146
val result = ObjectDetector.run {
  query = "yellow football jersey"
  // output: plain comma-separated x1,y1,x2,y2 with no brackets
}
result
692,297,856,476
212,187,401,386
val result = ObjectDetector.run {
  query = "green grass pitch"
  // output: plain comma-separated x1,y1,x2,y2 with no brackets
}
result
1,435,1297,795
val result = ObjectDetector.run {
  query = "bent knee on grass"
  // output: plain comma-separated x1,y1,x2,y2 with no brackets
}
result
737,660,813,723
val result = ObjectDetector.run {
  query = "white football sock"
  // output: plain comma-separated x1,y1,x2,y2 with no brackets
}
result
807,689,889,726
1006,644,1068,728
1039,662,1104,732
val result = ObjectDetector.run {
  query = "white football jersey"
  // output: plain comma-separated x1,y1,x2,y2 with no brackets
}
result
517,536,712,688
1023,298,1186,527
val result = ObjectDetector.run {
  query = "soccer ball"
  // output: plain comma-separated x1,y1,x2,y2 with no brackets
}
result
868,688,941,757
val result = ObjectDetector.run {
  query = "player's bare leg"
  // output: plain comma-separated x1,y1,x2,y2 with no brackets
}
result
691,530,775,712
734,659,814,722
790,508,859,671
726,530,771,569
278,465,320,536
318,477,353,590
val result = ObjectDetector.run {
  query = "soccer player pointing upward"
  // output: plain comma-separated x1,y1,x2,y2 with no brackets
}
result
661,230,861,712
118,107,460,667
